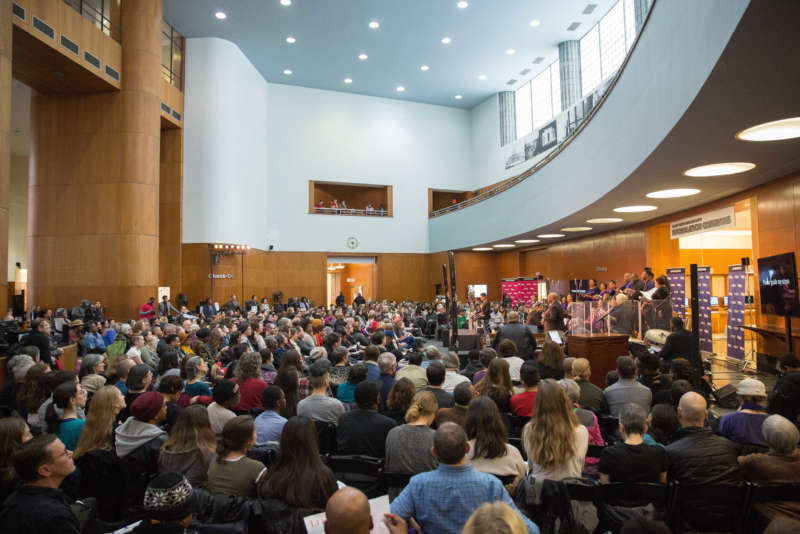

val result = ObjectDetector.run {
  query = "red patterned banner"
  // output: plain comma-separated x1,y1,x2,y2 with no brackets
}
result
501,279,539,306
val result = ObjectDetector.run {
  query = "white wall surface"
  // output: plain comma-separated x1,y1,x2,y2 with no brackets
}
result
183,38,269,249
265,84,473,253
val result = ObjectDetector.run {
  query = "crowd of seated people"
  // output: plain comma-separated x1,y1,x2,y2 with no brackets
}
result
313,199,388,216
0,293,798,533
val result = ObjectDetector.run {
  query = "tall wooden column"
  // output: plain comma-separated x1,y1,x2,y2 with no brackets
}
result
159,128,183,295
28,0,162,319
0,0,11,312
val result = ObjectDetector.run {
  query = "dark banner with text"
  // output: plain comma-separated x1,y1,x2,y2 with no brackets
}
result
726,264,746,359
698,266,713,352
666,267,686,319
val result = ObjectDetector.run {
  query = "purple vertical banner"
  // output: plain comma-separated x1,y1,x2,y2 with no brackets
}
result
726,264,747,359
666,267,686,319
697,266,713,352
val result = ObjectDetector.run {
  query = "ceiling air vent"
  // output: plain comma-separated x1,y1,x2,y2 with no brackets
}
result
172,110,182,121
12,3,25,20
582,4,598,14
105,65,120,81
84,51,101,69
519,68,531,76
506,79,517,86
532,56,545,64
567,22,581,31
60,35,79,56
32,16,55,39
160,103,171,114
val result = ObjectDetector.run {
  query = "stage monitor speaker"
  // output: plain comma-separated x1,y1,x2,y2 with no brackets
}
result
712,384,739,409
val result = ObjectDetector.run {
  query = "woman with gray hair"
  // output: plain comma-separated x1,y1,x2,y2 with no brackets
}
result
0,355,35,416
79,353,107,394
231,352,268,413
183,356,211,397
738,414,800,523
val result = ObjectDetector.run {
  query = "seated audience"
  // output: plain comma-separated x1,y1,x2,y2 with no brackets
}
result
459,349,484,382
599,403,668,483
114,357,136,395
471,348,497,385
442,351,470,393
0,434,80,534
537,341,565,380
132,472,197,534
258,415,337,509
462,501,531,534
738,415,800,523
559,379,603,466
604,356,652,417
572,358,604,413
277,367,300,418
767,353,800,426
492,311,536,368
36,371,84,434
183,356,211,397
718,377,769,448
437,381,475,428
395,352,428,390
377,352,397,409
44,381,87,451
78,353,107,394
385,391,438,497
231,352,268,412
325,486,374,534
464,396,526,493
207,379,240,436
207,415,264,497
666,392,741,531
255,385,288,444
337,381,397,457
119,364,154,422
158,405,216,487
653,358,695,407
422,361,455,408
17,363,49,427
381,378,416,425
0,417,33,501
523,379,588,480
476,358,513,413
636,352,671,397
328,347,350,386
562,357,575,380
298,359,345,424
390,422,538,534
337,363,368,404
495,339,525,382
510,361,540,417
645,403,679,446
656,316,701,384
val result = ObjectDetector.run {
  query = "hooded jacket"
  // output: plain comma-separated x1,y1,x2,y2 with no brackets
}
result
115,418,167,511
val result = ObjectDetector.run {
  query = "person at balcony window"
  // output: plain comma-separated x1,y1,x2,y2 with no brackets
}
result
340,200,348,212
330,199,339,212
378,204,387,215
365,203,374,214
315,200,324,212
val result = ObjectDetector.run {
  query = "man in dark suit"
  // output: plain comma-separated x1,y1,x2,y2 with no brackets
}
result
493,311,537,359
656,316,701,384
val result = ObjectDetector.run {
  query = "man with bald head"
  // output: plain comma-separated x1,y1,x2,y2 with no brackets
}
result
666,392,741,531
324,487,372,534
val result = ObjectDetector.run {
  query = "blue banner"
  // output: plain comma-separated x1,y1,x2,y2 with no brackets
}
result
726,264,747,359
697,266,713,352
667,267,686,319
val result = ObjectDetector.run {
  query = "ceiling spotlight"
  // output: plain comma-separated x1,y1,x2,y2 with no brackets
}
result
280,0,291,5
537,234,565,238
457,1,469,8
586,217,623,224
285,36,296,44
646,188,700,198
561,227,592,232
344,78,353,84
529,19,541,27
283,69,292,75
215,11,227,19
396,85,405,92
441,36,452,44
736,117,800,141
455,94,463,100
369,20,380,29
478,74,487,80
420,65,430,71
358,53,368,60
614,205,658,213
683,162,755,177
506,49,516,55
493,244,515,248
514,239,540,243
472,247,493,251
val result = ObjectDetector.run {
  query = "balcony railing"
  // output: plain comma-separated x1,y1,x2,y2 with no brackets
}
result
62,0,120,42
312,207,390,217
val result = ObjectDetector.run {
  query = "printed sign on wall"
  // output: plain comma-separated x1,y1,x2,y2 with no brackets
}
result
666,267,686,319
726,264,747,359
697,266,713,352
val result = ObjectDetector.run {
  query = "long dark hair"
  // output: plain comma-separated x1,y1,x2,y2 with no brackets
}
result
216,415,254,464
45,381,78,434
465,396,508,459
276,368,299,418
277,350,304,374
257,416,335,508
648,404,679,445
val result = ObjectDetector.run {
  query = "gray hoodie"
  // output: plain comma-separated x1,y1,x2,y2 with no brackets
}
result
114,418,167,458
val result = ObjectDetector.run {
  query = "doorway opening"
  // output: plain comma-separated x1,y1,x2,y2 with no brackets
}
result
326,256,377,306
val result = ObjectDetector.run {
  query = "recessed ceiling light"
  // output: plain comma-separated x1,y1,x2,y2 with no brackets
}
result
646,188,701,198
396,85,405,92
420,65,430,71
529,19,541,27
369,21,380,29
280,0,291,5
457,1,469,7
478,74,487,80
683,162,755,177
441,36,452,44
455,94,463,100
537,234,565,238
514,239,540,243
358,53,368,60
561,227,592,232
506,49,516,55
215,11,226,19
493,244,515,248
614,205,658,213
344,78,353,84
736,117,800,141
472,247,492,251
285,36,296,44
283,69,292,75
586,217,623,224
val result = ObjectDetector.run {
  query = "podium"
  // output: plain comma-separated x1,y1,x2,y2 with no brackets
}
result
567,333,630,388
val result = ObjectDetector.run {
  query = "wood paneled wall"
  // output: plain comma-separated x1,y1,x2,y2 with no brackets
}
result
159,128,182,294
340,263,376,302
678,249,752,275
0,0,11,313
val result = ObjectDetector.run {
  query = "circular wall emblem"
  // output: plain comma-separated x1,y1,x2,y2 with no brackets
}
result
346,237,359,249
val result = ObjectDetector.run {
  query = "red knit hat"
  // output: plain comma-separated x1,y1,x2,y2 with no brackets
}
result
131,391,165,421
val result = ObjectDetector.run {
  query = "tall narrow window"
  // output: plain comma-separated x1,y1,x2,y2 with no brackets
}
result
580,25,601,97
515,82,533,139
599,1,626,81
531,67,552,128
624,0,637,52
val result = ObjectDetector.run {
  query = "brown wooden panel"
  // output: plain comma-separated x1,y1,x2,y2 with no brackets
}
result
312,182,390,214
159,128,182,293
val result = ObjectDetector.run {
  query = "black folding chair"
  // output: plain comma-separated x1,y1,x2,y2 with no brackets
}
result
745,483,800,532
587,444,606,457
315,421,337,455
247,444,277,468
508,437,527,461
326,455,384,498
506,413,530,438
671,482,751,534
380,471,414,498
